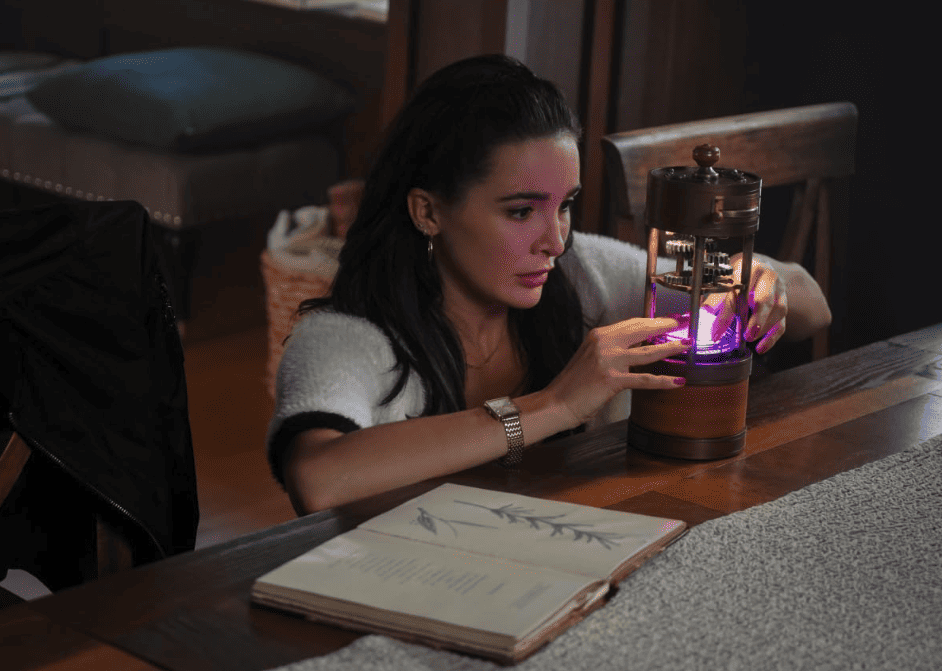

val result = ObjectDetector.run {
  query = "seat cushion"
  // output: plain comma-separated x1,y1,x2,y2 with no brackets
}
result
25,47,356,152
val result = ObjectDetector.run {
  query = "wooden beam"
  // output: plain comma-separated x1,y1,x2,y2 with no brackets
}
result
381,0,416,129
580,0,616,235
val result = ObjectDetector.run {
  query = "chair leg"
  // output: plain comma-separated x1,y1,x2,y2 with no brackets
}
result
812,183,832,360
776,179,832,361
2,436,135,588
96,516,135,578
0,433,31,508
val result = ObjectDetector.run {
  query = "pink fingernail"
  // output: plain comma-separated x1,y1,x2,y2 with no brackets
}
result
673,377,686,386
680,338,693,346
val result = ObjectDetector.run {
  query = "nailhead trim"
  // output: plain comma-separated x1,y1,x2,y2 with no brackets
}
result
2,167,182,225
2,165,284,227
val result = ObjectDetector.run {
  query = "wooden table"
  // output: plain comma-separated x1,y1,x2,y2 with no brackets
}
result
4,323,941,671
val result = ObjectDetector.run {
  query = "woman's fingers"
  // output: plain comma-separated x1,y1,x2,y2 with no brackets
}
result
612,315,688,344
622,372,686,389
699,259,790,346
703,292,736,341
622,339,690,367
745,269,787,342
619,342,689,389
551,318,692,423
754,318,786,354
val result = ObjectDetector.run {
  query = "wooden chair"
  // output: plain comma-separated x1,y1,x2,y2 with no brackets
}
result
601,102,858,360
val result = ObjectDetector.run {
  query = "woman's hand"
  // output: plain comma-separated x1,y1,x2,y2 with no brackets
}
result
545,316,690,425
704,254,788,354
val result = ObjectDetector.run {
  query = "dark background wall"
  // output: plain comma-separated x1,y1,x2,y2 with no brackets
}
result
737,2,934,352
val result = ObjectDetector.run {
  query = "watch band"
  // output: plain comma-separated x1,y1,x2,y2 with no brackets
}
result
484,397,525,467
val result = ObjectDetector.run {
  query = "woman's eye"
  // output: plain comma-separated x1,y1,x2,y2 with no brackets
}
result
508,207,532,220
561,198,575,213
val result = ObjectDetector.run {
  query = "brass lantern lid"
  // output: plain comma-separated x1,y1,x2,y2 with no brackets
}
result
645,144,762,238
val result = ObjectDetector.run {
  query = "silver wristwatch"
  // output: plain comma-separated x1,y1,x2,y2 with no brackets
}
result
484,397,524,467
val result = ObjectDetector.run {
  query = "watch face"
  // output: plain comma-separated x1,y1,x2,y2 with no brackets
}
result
486,397,517,418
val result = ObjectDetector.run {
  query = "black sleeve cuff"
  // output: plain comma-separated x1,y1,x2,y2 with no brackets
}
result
267,411,361,487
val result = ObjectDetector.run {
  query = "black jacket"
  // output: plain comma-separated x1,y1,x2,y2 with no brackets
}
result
1,201,198,587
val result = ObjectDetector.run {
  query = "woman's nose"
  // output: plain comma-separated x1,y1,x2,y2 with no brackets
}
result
539,214,567,256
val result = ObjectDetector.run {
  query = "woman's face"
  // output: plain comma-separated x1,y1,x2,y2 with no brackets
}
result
430,133,581,315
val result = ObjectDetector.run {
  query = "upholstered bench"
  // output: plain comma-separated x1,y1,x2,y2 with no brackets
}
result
0,47,355,337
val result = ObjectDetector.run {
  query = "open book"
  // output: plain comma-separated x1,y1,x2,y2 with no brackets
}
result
251,483,686,663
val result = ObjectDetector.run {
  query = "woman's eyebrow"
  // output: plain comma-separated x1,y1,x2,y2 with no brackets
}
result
497,185,582,202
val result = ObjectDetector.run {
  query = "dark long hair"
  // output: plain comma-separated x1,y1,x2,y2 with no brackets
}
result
299,54,586,415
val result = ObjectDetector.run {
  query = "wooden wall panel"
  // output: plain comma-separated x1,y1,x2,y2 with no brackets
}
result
413,0,508,85
615,0,749,134
516,0,586,113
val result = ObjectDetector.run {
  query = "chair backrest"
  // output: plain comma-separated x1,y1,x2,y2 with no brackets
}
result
601,102,857,359
602,102,857,242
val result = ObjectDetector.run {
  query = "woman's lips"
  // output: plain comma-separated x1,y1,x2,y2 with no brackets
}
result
517,270,550,288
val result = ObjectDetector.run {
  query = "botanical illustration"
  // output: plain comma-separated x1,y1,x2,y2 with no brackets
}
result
412,499,626,550
414,507,498,537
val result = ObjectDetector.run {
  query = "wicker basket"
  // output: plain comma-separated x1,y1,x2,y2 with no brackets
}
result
260,245,337,398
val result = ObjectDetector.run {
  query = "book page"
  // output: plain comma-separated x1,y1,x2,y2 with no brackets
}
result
359,483,685,579
254,527,607,641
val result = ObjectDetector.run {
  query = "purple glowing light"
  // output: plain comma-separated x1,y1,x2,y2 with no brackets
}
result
661,308,742,356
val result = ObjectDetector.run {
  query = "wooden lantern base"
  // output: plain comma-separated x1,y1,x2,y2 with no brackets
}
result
628,379,749,460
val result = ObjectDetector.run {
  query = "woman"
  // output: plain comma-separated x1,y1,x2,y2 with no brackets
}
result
269,55,831,514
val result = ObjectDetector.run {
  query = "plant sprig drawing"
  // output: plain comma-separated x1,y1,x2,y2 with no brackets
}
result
458,500,625,549
413,507,499,537
411,500,625,550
